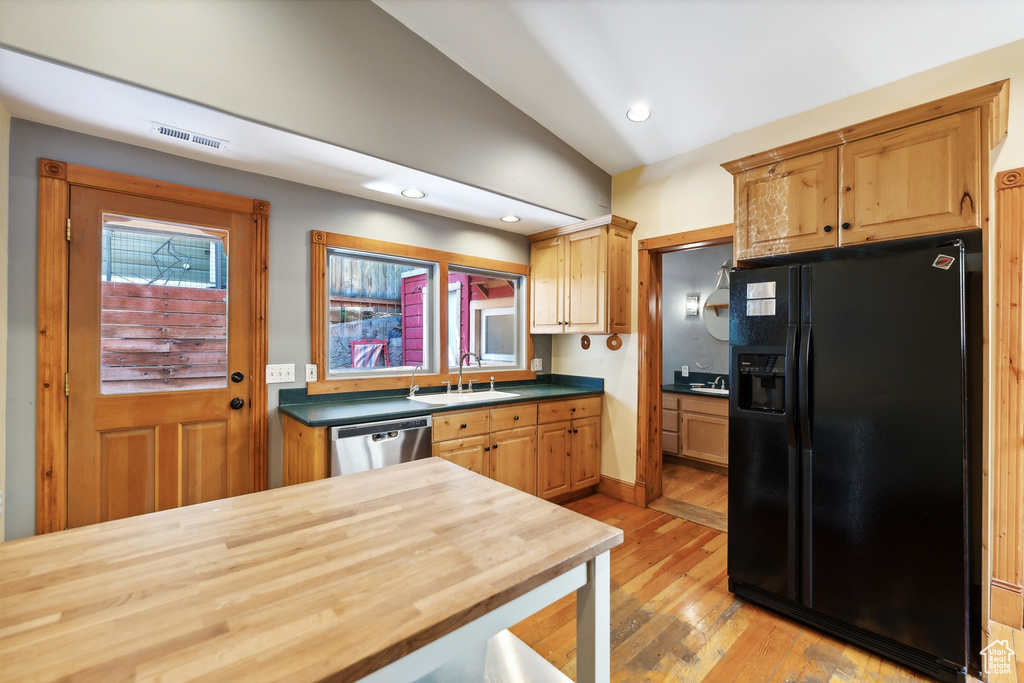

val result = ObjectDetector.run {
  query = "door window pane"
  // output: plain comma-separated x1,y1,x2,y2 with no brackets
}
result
100,214,228,394
327,249,436,374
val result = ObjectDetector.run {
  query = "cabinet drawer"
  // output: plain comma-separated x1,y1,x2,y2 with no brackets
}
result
538,396,602,423
490,404,537,431
432,409,490,441
661,430,679,455
661,392,680,411
680,395,728,417
661,409,679,434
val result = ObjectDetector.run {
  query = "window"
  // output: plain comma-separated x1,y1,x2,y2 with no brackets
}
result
325,249,436,375
310,231,534,394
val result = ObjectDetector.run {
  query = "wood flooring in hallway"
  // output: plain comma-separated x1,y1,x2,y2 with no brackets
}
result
511,494,1022,682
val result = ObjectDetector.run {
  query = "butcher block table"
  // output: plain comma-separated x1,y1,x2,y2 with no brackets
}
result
0,458,622,682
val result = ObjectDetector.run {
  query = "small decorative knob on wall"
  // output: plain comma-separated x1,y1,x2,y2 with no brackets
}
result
606,334,622,351
581,335,591,349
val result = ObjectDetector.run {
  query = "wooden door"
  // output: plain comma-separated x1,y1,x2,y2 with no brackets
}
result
564,227,606,333
537,421,571,499
734,148,839,261
840,110,981,245
570,416,601,490
529,235,564,333
490,426,537,495
67,187,255,527
433,436,489,476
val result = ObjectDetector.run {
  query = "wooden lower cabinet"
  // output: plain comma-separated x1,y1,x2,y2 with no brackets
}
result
661,392,681,455
432,403,540,496
680,395,728,467
283,396,601,500
433,434,489,476
282,415,328,486
489,426,537,495
537,397,602,500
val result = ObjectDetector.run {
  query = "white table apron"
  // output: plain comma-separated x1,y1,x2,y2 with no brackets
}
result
359,551,612,683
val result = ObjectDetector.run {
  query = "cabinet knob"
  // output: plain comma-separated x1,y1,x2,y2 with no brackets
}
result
514,415,519,421
484,446,490,451
567,429,572,434
460,423,467,429
571,407,576,413
823,225,833,233
841,222,851,230
493,443,499,450
573,429,579,434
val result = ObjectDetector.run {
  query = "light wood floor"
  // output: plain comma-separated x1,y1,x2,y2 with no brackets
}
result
650,460,728,531
511,494,1024,682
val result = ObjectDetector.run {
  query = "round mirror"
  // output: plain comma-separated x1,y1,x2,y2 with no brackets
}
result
701,289,730,341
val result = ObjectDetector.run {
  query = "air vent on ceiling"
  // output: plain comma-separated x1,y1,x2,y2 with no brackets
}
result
153,123,227,150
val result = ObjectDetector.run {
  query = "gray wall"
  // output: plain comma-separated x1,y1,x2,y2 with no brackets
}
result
661,245,733,384
0,0,610,220
6,119,545,540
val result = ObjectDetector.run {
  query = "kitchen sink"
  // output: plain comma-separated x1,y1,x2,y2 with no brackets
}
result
408,390,520,406
690,386,729,396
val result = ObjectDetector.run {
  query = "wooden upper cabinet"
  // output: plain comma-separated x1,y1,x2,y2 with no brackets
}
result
725,81,1007,262
529,214,636,334
840,110,981,245
734,148,839,260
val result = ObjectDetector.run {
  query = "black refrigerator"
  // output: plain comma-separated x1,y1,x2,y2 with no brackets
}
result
727,242,981,682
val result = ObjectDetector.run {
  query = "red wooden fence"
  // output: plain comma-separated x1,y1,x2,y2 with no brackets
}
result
100,282,227,394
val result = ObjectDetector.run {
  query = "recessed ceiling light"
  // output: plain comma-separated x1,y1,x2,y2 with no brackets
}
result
500,215,521,223
401,188,426,199
626,104,652,122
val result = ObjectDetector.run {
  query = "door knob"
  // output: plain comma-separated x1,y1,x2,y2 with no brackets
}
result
230,397,245,410
231,371,244,383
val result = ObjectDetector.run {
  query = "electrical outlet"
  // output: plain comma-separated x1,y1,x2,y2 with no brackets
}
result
305,364,318,382
681,365,689,377
265,363,295,383
531,358,543,371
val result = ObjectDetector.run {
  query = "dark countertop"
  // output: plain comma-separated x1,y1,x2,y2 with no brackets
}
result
661,382,729,398
661,370,729,398
279,374,604,427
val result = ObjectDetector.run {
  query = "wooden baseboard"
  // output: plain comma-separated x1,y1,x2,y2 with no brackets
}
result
991,579,1024,629
598,476,646,507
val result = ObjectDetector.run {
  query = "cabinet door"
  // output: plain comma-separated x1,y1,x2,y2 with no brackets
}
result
529,235,564,333
433,436,489,476
840,110,981,245
490,426,537,495
564,227,607,333
570,415,601,490
735,148,839,261
537,421,572,499
681,412,728,467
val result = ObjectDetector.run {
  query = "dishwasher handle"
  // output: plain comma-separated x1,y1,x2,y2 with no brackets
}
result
371,431,400,442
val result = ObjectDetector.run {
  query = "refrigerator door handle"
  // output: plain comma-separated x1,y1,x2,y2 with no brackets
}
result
785,321,800,601
798,320,813,607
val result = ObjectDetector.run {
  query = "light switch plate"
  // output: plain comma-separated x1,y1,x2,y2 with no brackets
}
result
531,358,543,371
305,364,318,382
681,365,689,377
266,363,295,383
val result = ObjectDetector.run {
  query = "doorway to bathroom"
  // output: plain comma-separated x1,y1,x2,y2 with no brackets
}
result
634,225,732,531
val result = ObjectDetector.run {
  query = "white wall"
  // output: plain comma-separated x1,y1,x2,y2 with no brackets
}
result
0,0,609,220
581,38,1024,484
0,99,9,541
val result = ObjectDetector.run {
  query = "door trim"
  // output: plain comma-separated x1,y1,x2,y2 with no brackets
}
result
635,225,733,506
36,159,270,534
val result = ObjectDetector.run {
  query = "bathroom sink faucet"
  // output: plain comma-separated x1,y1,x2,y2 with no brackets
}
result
458,352,481,393
712,376,726,390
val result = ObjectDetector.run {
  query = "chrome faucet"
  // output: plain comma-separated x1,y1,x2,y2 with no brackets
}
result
712,376,726,390
408,365,422,398
458,352,481,393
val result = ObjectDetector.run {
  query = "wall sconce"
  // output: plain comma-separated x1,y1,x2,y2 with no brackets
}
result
685,294,700,316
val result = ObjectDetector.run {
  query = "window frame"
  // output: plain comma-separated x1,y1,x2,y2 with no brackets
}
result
309,230,535,395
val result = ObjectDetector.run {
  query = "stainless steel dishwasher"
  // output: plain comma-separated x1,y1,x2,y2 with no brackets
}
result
329,416,432,476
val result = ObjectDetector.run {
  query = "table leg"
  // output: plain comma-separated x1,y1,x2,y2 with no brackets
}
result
576,550,611,683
